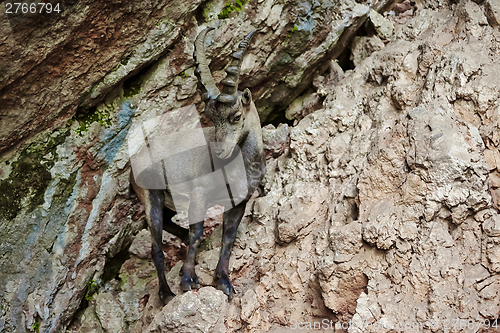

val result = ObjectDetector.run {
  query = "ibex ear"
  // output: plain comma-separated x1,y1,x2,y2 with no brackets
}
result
241,88,252,106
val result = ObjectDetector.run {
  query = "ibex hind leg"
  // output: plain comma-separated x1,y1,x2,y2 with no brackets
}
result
147,190,176,304
214,201,247,301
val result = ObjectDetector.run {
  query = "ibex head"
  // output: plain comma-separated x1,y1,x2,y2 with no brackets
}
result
194,28,259,159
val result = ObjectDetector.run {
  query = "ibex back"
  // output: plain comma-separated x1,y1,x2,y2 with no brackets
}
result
129,28,265,303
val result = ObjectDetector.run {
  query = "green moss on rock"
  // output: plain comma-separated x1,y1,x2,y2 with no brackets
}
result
0,129,70,220
218,0,250,19
71,107,113,136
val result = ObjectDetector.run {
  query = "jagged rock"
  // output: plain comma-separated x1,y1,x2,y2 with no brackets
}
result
240,289,259,324
129,229,153,260
369,9,394,39
484,0,500,26
484,148,500,171
490,171,500,188
350,35,385,67
277,181,329,243
94,292,127,333
284,90,322,121
484,214,500,237
67,306,105,333
144,287,227,333
261,123,290,160
393,0,413,15
313,60,345,96
330,221,363,263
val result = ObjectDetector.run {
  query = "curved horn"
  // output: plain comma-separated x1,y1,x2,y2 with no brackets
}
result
194,27,220,101
217,29,259,104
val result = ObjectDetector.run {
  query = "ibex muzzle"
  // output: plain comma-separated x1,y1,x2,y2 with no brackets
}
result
129,28,265,303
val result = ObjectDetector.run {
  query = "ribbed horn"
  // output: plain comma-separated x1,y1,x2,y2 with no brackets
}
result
194,27,220,101
217,29,259,104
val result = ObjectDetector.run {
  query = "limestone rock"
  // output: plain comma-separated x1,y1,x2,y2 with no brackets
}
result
262,124,290,160
350,35,385,67
240,289,259,325
129,229,153,260
485,0,500,26
277,181,329,243
94,292,127,333
144,287,227,333
0,0,395,329
369,9,394,39
484,215,500,237
0,0,386,155
284,90,322,121
66,305,105,333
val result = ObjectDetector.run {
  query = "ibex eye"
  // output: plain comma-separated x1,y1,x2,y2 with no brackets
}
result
234,114,241,122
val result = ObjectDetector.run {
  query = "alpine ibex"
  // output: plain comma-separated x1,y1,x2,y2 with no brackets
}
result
129,28,265,303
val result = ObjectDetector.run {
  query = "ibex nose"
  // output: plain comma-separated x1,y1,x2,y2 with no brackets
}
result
212,143,225,154
211,142,232,159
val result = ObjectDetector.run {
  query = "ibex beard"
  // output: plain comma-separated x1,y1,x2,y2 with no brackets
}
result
128,28,265,304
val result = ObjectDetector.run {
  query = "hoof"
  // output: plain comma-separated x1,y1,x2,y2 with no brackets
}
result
215,276,235,301
180,272,200,291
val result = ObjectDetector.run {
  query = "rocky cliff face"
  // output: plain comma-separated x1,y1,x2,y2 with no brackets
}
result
1,0,500,332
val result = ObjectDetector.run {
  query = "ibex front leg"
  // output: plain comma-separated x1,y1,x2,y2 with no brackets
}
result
214,201,247,301
146,190,175,304
180,187,207,291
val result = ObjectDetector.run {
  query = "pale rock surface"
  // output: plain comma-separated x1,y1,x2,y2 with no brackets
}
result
94,292,127,333
144,287,227,333
261,124,290,160
369,9,394,39
350,35,386,67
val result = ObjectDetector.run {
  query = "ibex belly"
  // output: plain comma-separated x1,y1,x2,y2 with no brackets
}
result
162,146,250,215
